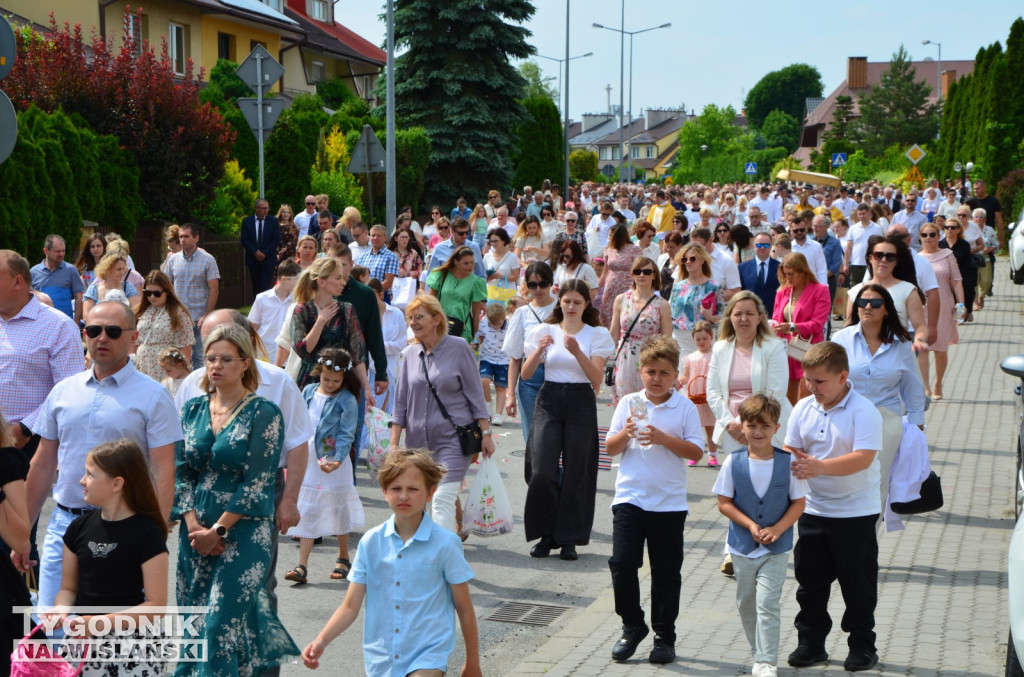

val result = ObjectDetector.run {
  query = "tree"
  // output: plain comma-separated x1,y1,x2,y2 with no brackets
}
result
856,45,940,156
263,117,311,211
761,110,801,153
744,64,823,130
196,161,258,236
311,126,365,216
518,61,556,101
569,149,598,183
672,104,746,183
512,96,563,189
823,95,857,143
386,0,535,204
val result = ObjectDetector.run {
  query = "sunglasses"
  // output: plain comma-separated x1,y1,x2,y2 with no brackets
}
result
305,202,316,206
870,251,897,262
945,226,960,231
632,269,655,276
438,226,451,231
682,256,700,263
431,211,441,215
920,231,938,239
716,229,729,234
454,230,469,236
317,357,347,372
84,324,126,339
526,281,551,290
790,228,806,234
143,289,165,298
754,243,771,250
565,219,576,223
854,298,885,309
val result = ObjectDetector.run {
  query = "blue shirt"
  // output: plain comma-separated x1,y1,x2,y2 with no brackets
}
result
815,234,844,275
450,206,472,221
348,512,474,677
831,324,926,426
426,240,487,285
357,247,401,284
30,260,84,319
34,360,183,508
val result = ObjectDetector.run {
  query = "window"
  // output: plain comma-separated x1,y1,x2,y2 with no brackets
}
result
308,0,330,22
259,0,283,10
217,32,234,61
599,147,610,160
631,145,640,159
127,13,147,58
311,60,326,83
169,23,188,76
612,146,621,160
645,145,655,159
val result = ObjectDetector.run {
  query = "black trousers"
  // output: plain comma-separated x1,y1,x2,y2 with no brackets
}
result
793,513,879,652
523,382,599,545
849,265,867,287
609,503,687,642
249,259,275,296
962,264,978,315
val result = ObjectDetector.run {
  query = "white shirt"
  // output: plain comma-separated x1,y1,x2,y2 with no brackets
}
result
936,199,961,219
349,242,372,262
784,385,883,518
609,390,706,512
709,248,741,291
248,287,293,350
501,301,556,360
174,359,313,467
748,196,776,223
553,263,600,291
835,197,858,218
791,237,829,285
524,323,615,383
586,214,616,251
847,221,884,266
713,451,809,557
378,304,408,382
295,210,318,237
483,250,519,281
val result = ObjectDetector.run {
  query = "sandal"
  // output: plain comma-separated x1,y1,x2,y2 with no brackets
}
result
284,564,308,585
330,557,352,580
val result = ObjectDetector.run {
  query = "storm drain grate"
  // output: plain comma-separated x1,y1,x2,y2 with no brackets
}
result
486,601,571,626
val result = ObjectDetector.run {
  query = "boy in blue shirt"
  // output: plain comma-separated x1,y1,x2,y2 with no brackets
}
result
713,394,808,677
605,337,705,664
302,449,482,677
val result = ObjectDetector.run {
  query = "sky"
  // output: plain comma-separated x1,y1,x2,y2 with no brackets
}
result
336,0,1022,121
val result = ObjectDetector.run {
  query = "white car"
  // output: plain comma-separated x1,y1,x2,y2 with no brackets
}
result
1009,204,1024,285
1002,354,1024,676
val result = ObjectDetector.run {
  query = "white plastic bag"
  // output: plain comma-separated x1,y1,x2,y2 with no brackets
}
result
364,406,391,478
461,457,513,537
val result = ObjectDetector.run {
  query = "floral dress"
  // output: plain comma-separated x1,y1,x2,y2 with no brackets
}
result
290,299,366,388
600,244,643,327
612,291,665,403
174,395,299,677
670,278,723,332
136,306,193,381
277,226,298,264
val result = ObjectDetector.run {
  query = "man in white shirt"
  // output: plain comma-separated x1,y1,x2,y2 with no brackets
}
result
843,204,884,285
248,260,299,350
348,222,373,261
587,199,617,252
834,186,858,219
746,207,770,236
294,194,319,237
788,216,828,286
617,194,636,223
488,205,518,241
772,186,795,224
749,186,776,224
691,228,740,301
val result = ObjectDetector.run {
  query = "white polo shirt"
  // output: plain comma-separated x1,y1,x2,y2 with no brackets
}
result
608,390,706,512
709,247,741,291
784,384,883,518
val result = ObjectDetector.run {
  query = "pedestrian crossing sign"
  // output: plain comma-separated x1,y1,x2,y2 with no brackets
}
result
832,153,847,167
745,162,757,175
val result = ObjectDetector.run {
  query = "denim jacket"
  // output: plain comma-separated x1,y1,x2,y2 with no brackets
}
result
302,383,359,463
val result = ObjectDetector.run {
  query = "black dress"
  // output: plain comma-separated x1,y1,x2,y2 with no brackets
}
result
940,238,976,315
0,446,31,677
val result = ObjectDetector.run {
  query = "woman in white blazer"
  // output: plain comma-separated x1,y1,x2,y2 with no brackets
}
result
706,290,792,455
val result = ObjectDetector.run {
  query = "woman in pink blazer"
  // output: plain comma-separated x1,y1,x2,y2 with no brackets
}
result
771,252,832,403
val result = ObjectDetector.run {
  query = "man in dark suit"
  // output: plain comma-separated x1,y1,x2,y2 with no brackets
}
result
738,232,780,316
241,198,281,296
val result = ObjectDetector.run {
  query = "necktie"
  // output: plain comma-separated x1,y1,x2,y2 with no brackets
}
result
257,218,263,248
759,261,766,287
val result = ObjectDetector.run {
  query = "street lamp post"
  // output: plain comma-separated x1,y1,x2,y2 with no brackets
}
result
536,49,593,195
700,144,708,181
536,51,594,113
955,161,974,200
922,39,942,102
593,19,671,184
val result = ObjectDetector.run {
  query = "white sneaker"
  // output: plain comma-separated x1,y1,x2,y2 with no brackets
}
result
492,413,503,426
752,662,766,676
761,664,777,677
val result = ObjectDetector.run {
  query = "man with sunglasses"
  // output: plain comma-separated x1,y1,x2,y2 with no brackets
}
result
426,217,486,288
739,232,781,315
22,301,182,607
789,216,829,288
295,194,319,237
586,199,618,252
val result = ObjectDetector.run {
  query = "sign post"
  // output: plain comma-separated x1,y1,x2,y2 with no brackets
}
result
904,145,926,186
236,45,285,198
346,125,386,223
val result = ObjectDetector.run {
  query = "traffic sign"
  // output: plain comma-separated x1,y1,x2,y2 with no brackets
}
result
905,166,924,183
236,44,284,94
0,91,16,164
831,153,847,167
744,162,758,175
347,125,386,174
954,162,963,172
237,98,286,141
0,15,16,80
905,144,926,165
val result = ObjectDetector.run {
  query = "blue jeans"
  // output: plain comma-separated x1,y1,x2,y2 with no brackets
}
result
39,507,81,608
191,324,203,370
517,363,545,442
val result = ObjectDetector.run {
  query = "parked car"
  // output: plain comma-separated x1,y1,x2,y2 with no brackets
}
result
1009,205,1024,285
1001,354,1024,676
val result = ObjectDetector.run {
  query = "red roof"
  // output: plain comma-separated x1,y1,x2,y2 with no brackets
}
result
284,0,384,66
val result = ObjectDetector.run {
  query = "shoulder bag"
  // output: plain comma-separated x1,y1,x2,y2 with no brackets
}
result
605,294,657,387
420,351,482,456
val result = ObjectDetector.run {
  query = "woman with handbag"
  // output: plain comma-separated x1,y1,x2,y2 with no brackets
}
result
771,253,831,404
390,296,494,534
833,284,926,518
427,245,488,343
521,280,615,561
483,228,521,302
608,256,672,403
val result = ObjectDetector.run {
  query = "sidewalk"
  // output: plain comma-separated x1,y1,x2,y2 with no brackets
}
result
506,262,1023,677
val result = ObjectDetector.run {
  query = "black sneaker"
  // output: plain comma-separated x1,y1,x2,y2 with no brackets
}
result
648,636,675,664
787,645,829,667
843,648,878,672
611,624,649,662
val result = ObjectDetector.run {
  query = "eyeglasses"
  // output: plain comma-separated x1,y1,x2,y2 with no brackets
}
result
317,357,347,372
870,251,897,262
84,325,126,339
754,243,772,250
854,297,885,309
790,228,806,235
716,228,729,234
143,289,165,298
204,355,240,366
682,256,700,263
632,269,655,276
920,231,938,239
431,211,440,215
526,281,551,289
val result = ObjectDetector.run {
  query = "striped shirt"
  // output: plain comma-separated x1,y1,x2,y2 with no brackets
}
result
164,247,220,320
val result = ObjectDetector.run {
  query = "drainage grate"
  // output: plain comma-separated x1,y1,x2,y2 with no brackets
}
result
486,601,571,626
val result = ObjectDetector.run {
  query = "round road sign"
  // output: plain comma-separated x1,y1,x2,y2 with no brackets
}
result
0,16,16,81
0,91,18,164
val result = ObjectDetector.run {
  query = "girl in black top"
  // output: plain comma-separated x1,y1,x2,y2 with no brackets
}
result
52,439,169,676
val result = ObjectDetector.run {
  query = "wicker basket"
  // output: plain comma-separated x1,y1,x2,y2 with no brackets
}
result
687,374,707,405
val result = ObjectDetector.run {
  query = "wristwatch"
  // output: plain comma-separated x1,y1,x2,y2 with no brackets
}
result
212,522,228,537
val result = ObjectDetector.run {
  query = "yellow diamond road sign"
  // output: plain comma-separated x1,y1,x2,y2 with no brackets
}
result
906,166,924,182
905,144,926,165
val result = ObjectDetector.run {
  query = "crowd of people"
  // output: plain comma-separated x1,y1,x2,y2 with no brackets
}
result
0,172,999,676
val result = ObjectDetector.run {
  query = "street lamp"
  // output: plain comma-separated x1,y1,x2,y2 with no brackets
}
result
536,51,593,112
593,18,671,183
700,145,708,181
955,161,974,200
922,39,942,102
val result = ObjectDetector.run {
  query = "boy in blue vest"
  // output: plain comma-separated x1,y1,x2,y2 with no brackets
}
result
713,393,808,677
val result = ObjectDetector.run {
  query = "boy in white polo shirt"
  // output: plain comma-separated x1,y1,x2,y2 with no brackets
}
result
784,341,883,673
605,337,705,665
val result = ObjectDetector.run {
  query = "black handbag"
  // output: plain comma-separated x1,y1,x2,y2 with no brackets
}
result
420,351,483,456
890,471,943,514
437,271,470,336
605,295,657,387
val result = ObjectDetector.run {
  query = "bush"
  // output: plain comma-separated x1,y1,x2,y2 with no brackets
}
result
316,77,359,110
197,161,258,236
311,127,364,216
569,149,598,183
997,169,1024,225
